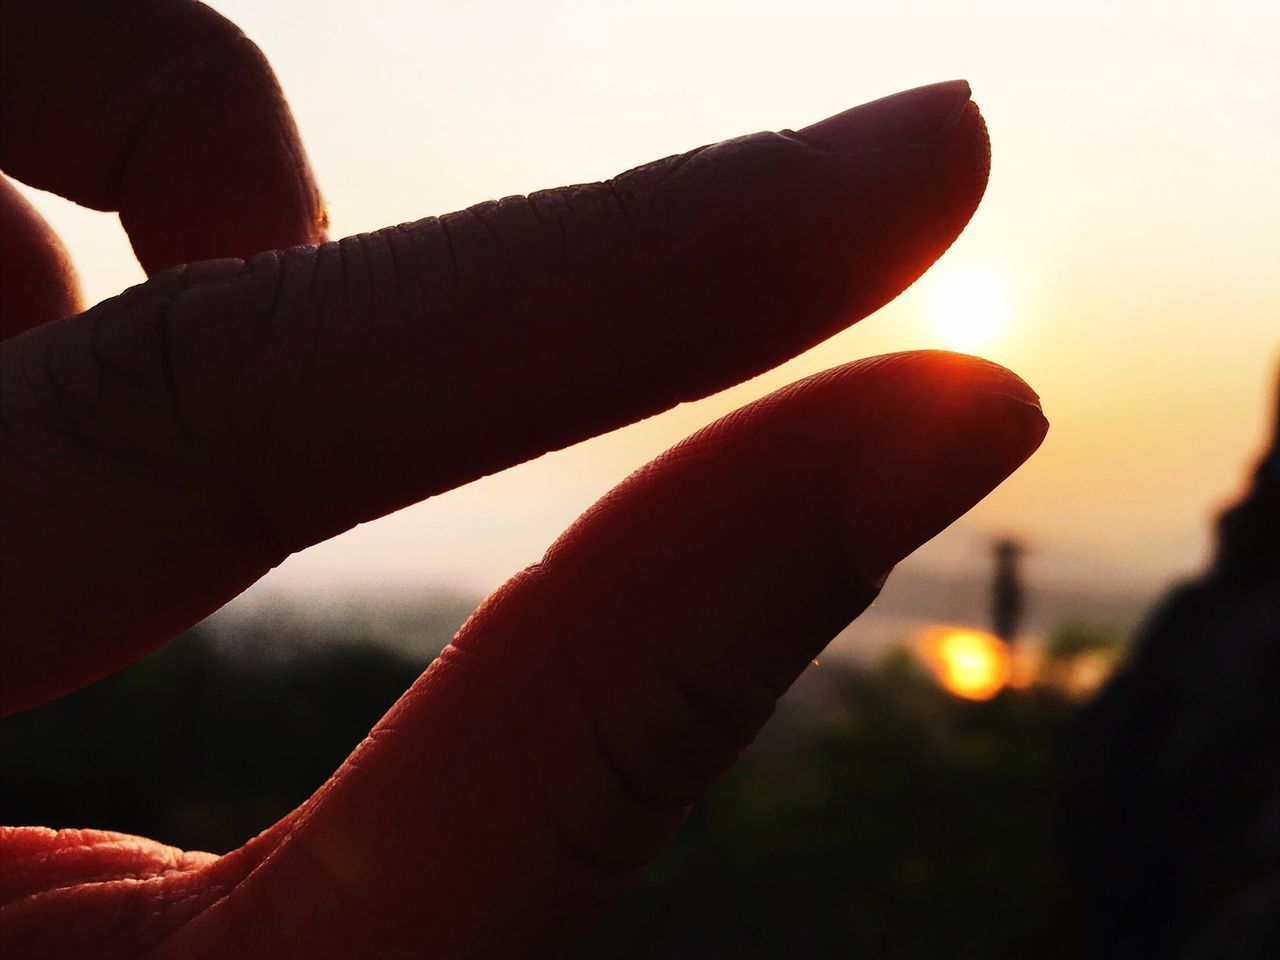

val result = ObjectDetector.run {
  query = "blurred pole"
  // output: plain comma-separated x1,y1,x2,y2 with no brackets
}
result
992,538,1024,644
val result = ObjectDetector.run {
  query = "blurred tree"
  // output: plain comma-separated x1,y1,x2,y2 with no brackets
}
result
2,617,1090,957
1044,620,1122,662
574,653,1087,959
0,627,422,852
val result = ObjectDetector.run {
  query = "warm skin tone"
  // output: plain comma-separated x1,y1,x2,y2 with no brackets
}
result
0,1,1047,956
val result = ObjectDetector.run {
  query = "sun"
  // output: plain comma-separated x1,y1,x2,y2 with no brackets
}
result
927,265,1009,351
917,626,1012,701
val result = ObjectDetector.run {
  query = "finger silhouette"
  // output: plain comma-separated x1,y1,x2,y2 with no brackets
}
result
157,351,1047,959
0,0,324,276
0,175,81,339
1,81,987,714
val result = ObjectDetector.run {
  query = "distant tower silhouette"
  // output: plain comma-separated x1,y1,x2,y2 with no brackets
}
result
992,538,1025,643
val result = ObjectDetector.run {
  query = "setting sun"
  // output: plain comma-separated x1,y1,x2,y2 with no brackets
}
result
927,266,1009,351
917,627,1013,701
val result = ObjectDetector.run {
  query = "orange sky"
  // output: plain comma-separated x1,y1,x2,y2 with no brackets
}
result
19,0,1279,610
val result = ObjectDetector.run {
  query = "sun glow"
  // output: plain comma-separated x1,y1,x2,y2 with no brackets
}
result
927,266,1010,351
917,627,1012,701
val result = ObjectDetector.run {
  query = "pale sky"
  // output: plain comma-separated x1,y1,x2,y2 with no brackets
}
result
18,0,1280,610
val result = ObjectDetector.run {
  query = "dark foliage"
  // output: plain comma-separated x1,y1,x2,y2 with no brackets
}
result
3,633,1087,957
575,654,1086,958
0,630,414,853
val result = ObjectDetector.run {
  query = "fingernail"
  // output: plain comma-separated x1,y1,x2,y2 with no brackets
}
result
798,80,974,150
853,386,1048,584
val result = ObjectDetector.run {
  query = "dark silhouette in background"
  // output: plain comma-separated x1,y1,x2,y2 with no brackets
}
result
1067,372,1280,959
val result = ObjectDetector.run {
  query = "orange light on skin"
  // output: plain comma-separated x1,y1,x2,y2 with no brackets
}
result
917,626,1013,701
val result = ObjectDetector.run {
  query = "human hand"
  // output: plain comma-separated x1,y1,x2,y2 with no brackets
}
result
0,1,1046,955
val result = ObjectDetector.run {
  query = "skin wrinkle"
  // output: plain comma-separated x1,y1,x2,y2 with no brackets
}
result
449,208,493,293
430,590,675,880
413,224,449,334
559,645,686,815
297,241,339,439
225,254,291,500
385,219,455,336
513,646,673,881
142,823,308,959
571,630,751,809
562,491,833,705
4,859,225,958
468,202,517,283
624,614,777,751
4,831,154,875
534,773,654,879
437,213,462,291
456,403,874,871
630,141,712,185
376,225,410,332
593,181,654,388
88,308,151,392
37,330,83,454
28,275,181,475
2,841,201,901
357,232,380,355
399,222,443,327
155,266,194,446
602,179,640,247
524,191,571,280
163,257,300,567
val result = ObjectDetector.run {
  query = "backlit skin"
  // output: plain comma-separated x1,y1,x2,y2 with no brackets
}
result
0,2,1047,956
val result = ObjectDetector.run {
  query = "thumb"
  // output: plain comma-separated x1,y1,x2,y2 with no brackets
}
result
167,351,1047,959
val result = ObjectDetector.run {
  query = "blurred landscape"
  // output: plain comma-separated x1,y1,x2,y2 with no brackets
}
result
1,566,1124,957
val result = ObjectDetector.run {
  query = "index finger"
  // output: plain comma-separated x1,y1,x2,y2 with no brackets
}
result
1,81,989,714
0,0,324,273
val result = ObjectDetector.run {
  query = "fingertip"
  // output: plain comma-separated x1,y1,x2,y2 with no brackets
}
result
797,79,976,149
0,176,81,339
850,349,1042,409
819,351,1046,582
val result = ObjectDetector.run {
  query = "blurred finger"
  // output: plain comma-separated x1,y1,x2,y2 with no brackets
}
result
0,0,324,274
0,175,80,339
165,351,1047,958
2,81,987,713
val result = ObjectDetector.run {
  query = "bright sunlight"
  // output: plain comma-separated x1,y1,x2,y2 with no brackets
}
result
917,626,1013,701
927,265,1009,351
